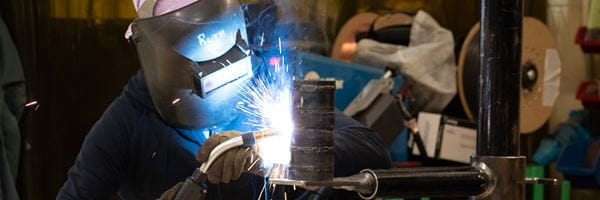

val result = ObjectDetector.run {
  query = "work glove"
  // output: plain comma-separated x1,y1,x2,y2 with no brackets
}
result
197,130,262,184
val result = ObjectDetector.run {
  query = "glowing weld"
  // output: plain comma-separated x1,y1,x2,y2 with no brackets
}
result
236,55,293,175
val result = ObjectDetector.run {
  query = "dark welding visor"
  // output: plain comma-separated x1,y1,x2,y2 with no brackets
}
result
132,0,252,97
130,0,252,128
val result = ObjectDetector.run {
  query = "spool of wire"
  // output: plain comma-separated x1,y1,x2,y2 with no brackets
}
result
290,80,336,181
457,17,561,134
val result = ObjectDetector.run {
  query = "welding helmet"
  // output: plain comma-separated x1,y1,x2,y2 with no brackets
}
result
130,0,253,129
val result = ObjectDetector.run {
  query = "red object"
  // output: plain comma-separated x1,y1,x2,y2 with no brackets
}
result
391,161,422,168
575,27,600,53
577,81,600,110
268,56,281,67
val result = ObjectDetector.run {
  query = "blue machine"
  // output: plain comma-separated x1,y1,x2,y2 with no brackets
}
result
292,52,404,110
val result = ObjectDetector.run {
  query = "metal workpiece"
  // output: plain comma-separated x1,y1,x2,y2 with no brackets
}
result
477,0,523,156
292,80,336,110
474,0,526,199
290,80,336,181
291,128,334,146
292,109,335,128
289,145,335,180
362,167,489,199
269,172,375,194
272,166,490,199
471,156,526,200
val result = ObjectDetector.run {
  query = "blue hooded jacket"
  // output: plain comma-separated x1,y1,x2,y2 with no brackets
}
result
57,71,391,199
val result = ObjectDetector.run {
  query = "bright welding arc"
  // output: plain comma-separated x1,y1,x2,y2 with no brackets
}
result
236,55,294,171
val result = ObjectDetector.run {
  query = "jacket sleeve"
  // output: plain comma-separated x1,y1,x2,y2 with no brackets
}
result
333,110,391,177
57,99,133,199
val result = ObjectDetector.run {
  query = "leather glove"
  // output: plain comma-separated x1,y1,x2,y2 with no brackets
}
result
196,130,261,184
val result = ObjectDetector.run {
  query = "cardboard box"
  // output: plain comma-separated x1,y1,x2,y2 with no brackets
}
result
412,112,477,163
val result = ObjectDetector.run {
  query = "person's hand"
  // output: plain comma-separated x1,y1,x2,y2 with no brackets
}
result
196,130,261,184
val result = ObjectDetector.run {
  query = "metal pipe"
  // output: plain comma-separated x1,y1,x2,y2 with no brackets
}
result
474,1,527,199
363,167,489,199
270,166,490,200
290,80,336,181
471,156,526,199
477,0,523,156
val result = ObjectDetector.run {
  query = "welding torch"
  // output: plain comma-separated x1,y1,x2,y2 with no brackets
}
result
173,129,277,200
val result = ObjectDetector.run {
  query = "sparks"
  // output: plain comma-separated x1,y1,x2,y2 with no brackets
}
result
278,37,282,54
236,55,293,172
257,182,266,200
247,157,261,171
25,101,38,107
270,184,277,198
171,98,181,105
24,100,40,111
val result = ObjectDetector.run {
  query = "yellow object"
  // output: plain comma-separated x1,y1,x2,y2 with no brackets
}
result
356,0,441,16
50,0,137,20
589,0,600,29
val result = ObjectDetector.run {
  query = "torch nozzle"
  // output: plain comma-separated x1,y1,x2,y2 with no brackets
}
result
252,129,279,139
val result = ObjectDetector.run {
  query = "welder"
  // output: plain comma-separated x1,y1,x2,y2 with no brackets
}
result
57,0,391,199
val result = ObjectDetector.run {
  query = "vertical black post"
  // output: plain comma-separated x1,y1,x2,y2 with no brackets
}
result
290,80,336,181
477,0,523,156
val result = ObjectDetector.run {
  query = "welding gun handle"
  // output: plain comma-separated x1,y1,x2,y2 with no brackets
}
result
174,169,208,200
199,130,277,172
